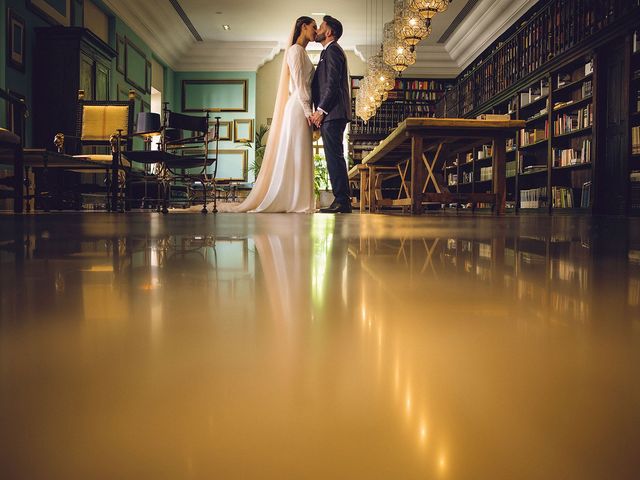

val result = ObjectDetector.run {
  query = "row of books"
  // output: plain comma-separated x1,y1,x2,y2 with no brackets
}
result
552,139,592,166
506,160,517,177
461,171,473,184
447,173,458,186
477,144,493,159
551,186,574,208
480,166,493,181
633,126,640,155
402,91,441,102
632,171,640,209
553,105,592,135
520,187,548,208
395,79,446,91
520,122,549,146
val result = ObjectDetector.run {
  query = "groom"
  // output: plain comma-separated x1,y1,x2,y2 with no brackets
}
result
311,16,352,214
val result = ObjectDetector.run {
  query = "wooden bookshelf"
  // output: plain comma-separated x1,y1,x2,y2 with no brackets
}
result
631,29,640,213
349,76,453,163
435,0,640,215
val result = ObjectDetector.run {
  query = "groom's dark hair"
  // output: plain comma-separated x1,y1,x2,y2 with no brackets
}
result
323,15,343,41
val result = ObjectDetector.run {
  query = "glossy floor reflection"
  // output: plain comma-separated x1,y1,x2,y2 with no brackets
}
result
1,213,639,479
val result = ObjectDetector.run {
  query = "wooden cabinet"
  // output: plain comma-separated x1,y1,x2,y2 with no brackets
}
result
33,27,116,148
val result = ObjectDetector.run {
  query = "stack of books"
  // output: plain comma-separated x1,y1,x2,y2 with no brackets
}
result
631,172,640,209
552,186,574,208
520,187,548,208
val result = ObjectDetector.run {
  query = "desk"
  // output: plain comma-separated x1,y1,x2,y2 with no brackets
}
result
0,149,122,212
362,118,525,214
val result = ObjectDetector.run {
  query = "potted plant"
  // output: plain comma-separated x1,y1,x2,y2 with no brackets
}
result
314,154,334,208
241,123,269,178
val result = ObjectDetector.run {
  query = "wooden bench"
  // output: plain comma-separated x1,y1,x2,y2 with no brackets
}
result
361,118,525,214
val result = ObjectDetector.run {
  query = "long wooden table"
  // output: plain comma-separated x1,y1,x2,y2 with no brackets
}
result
361,118,525,214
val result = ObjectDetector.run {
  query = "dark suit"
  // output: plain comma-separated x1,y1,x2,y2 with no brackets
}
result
312,42,351,207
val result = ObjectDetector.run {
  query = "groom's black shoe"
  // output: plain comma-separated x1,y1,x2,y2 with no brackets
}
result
320,201,352,213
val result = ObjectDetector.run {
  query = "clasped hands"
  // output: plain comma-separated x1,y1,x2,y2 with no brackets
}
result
307,110,325,128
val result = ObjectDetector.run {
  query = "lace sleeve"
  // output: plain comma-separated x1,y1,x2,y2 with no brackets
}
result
287,46,313,117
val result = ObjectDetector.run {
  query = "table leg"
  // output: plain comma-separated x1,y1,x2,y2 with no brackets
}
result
368,166,376,213
360,168,368,212
410,135,425,215
492,134,507,215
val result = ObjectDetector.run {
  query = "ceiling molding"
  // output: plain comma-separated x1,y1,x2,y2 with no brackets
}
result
103,0,536,75
445,0,539,70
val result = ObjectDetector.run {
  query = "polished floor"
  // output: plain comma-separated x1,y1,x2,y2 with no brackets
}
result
1,212,639,479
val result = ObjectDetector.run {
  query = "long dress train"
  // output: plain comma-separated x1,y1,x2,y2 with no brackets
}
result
208,44,316,213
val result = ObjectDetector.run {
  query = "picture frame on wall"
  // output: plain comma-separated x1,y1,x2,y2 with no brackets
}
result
27,0,72,27
6,9,26,72
182,79,248,112
211,121,232,141
115,34,125,74
214,150,249,181
5,90,26,139
234,119,254,143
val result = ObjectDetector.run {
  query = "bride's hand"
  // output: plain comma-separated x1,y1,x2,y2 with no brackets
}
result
306,116,313,127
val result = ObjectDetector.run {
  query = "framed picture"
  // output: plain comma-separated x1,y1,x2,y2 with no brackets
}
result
125,37,147,93
234,119,253,143
6,9,26,72
213,150,249,181
210,120,232,141
182,80,248,112
27,0,72,26
115,34,125,74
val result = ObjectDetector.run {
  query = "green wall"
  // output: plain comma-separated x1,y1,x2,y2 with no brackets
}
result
0,0,6,126
172,71,257,181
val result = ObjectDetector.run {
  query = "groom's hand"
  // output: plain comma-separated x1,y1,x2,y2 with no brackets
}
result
306,115,313,127
311,110,325,128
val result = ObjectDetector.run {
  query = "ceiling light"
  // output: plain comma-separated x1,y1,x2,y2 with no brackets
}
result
222,25,231,30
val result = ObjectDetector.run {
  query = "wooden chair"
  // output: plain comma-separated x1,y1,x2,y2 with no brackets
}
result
54,90,135,211
0,88,26,213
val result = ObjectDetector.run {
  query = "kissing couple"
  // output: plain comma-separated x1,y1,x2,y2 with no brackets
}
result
214,15,352,214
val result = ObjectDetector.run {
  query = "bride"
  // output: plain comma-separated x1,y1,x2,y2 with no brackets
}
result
211,17,317,213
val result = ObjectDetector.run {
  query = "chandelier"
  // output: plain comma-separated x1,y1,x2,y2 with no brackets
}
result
382,21,416,74
367,52,396,92
395,0,432,51
409,0,450,20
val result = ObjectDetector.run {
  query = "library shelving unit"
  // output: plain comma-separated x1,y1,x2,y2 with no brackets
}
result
349,77,453,164
630,29,640,213
435,0,640,215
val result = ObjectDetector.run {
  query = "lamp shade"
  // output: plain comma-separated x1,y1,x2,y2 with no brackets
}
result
136,112,161,135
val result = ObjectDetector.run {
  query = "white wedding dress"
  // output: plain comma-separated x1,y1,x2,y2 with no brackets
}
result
209,44,315,213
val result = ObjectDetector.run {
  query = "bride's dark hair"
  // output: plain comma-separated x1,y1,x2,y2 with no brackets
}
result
292,16,314,45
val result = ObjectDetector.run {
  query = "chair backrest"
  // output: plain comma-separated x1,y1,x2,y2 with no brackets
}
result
75,90,135,149
167,111,208,134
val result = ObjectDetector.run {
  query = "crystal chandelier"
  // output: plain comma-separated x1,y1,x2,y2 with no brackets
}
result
395,0,432,52
382,21,416,74
367,52,396,92
409,0,450,20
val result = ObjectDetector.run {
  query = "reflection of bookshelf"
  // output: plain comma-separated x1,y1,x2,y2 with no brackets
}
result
349,76,454,163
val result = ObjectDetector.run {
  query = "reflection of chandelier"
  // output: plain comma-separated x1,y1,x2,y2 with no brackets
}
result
383,21,416,74
395,0,432,52
409,0,450,20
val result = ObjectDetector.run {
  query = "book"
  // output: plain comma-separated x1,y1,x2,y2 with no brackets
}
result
584,59,593,76
581,181,592,208
476,113,510,120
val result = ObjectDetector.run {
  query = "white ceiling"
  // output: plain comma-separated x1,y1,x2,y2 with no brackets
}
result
102,0,537,77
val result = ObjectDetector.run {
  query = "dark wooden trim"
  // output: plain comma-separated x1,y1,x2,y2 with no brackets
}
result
115,34,125,74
